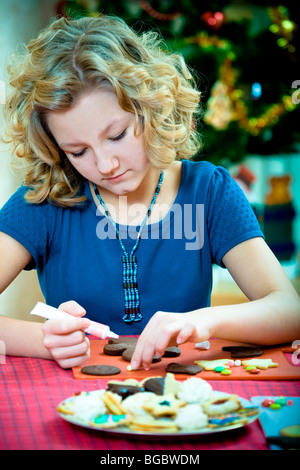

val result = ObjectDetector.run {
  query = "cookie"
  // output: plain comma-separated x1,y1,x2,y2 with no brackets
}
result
106,383,143,399
166,363,203,375
143,373,182,396
194,359,231,371
162,346,181,358
80,365,121,376
103,343,128,356
241,358,278,370
108,337,138,345
101,391,127,415
129,415,178,433
142,394,186,417
280,425,300,438
222,346,263,358
202,394,241,417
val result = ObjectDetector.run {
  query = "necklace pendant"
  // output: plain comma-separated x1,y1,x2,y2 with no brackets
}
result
122,254,142,323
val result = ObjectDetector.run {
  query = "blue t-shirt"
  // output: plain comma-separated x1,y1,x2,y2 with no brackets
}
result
0,160,263,334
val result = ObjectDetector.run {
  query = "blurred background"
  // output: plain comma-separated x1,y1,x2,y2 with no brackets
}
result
0,0,299,319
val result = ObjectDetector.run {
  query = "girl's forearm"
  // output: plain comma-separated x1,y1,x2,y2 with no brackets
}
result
0,315,52,359
206,290,300,346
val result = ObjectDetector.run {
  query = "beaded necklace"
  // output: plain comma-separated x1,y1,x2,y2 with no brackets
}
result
93,172,164,323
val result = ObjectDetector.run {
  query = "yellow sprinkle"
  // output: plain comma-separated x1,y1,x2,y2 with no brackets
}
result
127,365,133,371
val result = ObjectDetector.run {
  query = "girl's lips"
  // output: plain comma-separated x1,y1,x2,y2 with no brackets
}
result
105,170,128,181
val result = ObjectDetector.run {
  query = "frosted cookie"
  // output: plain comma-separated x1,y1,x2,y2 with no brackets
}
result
166,363,203,375
241,358,278,370
194,359,231,371
202,394,241,417
175,404,209,430
91,414,131,429
177,377,213,404
122,392,156,416
142,394,186,418
81,365,121,376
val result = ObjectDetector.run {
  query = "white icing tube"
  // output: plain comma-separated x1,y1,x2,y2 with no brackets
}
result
195,341,210,350
30,302,119,339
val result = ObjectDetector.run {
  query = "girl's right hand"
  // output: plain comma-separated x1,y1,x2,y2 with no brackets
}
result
42,301,91,369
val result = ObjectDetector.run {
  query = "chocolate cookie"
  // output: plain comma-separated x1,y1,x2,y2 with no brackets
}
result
166,363,203,375
103,343,128,356
143,377,165,395
81,365,121,376
222,346,263,358
108,337,138,345
162,346,181,358
106,383,143,399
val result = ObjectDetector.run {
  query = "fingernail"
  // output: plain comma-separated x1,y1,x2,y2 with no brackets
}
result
143,363,150,371
130,361,137,370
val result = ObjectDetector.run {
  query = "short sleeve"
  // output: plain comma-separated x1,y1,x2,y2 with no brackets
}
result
0,185,50,270
207,166,264,267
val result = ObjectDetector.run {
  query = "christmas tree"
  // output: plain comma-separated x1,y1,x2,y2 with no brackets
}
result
56,0,300,166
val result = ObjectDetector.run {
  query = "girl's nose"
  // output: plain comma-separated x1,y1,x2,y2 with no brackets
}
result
96,153,120,176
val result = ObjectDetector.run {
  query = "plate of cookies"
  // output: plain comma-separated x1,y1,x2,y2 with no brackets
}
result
57,374,259,438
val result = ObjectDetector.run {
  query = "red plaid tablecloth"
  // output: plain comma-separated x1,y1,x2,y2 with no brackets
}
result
1,355,299,451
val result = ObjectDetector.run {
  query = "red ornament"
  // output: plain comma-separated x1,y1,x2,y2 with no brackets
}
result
201,11,224,31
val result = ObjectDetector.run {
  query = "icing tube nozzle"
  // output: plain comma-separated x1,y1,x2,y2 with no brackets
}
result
30,302,119,340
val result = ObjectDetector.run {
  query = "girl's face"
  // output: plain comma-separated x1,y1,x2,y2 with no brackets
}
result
46,89,151,197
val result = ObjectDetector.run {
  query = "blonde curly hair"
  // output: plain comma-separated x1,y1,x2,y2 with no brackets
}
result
3,15,202,207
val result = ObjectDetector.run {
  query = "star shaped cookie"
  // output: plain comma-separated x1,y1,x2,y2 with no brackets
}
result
241,358,278,370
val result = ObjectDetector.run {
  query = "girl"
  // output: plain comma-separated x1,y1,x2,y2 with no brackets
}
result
0,15,299,370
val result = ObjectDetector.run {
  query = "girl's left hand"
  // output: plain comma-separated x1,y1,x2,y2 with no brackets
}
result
130,309,214,371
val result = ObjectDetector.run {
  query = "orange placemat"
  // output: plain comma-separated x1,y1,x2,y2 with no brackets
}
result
72,338,300,380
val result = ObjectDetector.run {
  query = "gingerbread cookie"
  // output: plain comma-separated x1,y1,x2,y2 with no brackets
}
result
81,365,121,376
166,363,203,375
241,358,278,370
222,346,263,358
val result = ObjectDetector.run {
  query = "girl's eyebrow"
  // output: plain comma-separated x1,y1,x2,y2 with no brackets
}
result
59,117,130,149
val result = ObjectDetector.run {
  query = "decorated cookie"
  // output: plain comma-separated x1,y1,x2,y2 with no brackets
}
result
80,365,121,376
166,363,203,375
241,358,278,370
142,394,186,417
222,346,263,358
193,359,231,371
202,394,242,417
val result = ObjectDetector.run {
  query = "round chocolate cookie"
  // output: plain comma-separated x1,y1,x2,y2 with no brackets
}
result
166,363,203,375
222,346,263,358
103,343,128,356
162,346,181,358
108,337,138,345
81,365,121,376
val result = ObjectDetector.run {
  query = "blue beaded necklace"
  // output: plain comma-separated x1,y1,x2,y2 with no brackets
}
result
93,172,164,323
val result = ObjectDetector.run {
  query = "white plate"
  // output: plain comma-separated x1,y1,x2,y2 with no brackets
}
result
57,390,259,439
